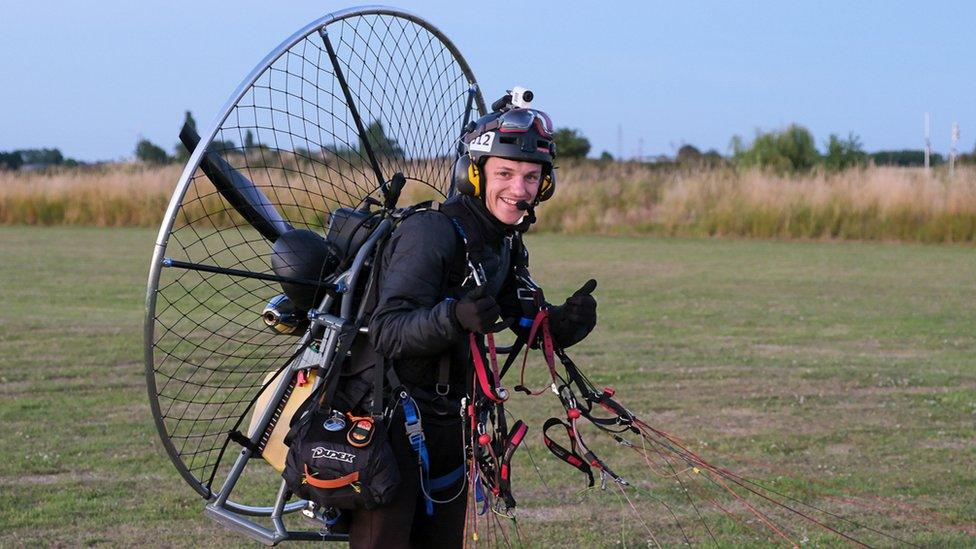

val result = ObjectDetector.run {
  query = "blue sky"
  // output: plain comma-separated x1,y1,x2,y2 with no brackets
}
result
2,1,974,161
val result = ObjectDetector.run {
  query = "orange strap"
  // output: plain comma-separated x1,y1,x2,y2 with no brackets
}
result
303,465,359,489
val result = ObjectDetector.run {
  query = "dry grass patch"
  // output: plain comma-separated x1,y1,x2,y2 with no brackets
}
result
4,162,976,242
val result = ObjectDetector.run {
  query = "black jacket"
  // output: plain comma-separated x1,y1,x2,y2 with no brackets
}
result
368,194,590,408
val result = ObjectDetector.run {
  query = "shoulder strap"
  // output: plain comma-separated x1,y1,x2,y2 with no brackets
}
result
439,200,487,257
371,354,385,418
511,232,529,269
365,201,447,417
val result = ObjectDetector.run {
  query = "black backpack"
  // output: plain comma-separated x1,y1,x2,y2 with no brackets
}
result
282,396,400,510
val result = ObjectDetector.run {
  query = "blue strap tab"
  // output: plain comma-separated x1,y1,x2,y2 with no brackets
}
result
402,396,434,515
474,480,488,515
428,464,465,492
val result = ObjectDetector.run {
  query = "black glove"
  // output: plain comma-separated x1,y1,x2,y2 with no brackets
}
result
453,286,501,334
550,279,598,347
562,279,597,326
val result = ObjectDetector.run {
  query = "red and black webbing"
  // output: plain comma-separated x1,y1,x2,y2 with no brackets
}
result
547,383,632,486
469,333,508,403
466,367,526,512
497,420,528,508
541,417,594,487
514,307,562,396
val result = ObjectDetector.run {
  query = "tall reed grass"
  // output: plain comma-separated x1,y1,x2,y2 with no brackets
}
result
3,161,975,242
0,164,180,227
542,161,976,243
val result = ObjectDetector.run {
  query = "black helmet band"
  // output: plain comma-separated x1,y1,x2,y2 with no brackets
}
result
464,108,555,169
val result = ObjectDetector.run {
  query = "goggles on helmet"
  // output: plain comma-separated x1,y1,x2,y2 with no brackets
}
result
463,107,556,169
488,108,553,138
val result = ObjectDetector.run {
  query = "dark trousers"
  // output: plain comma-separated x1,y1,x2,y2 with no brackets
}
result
348,406,468,549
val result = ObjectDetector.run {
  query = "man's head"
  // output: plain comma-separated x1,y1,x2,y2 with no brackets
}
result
483,157,542,225
453,105,557,223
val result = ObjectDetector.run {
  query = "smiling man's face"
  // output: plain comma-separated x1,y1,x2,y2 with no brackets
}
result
483,156,542,225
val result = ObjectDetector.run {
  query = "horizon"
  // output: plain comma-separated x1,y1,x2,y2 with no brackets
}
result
2,1,974,162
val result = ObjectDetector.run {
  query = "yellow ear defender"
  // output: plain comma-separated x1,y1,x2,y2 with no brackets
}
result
452,154,556,202
537,171,555,202
452,154,482,197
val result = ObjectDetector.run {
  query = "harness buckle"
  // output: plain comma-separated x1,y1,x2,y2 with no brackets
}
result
405,419,424,444
435,383,450,396
467,259,487,287
401,394,425,448
516,287,536,302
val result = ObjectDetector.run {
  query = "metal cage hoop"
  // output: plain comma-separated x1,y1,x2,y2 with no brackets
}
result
144,5,485,516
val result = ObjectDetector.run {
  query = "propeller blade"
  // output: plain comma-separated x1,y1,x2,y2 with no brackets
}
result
179,122,293,242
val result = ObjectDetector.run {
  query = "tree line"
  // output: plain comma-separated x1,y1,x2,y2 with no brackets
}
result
727,124,963,173
1,113,972,171
0,148,84,170
129,111,598,165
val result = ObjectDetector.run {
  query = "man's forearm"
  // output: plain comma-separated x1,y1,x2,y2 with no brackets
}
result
369,298,461,359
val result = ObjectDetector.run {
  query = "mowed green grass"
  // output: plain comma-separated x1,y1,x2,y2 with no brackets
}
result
1,227,974,546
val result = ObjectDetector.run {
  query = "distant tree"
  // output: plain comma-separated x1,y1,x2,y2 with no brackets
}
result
244,130,255,149
295,146,327,163
676,144,702,164
702,149,724,168
18,148,64,166
135,138,171,164
599,151,614,162
870,150,944,167
364,120,404,158
0,151,23,170
732,124,819,173
184,110,197,131
552,128,590,158
959,142,976,165
174,141,189,163
211,139,237,151
823,133,867,172
174,110,199,162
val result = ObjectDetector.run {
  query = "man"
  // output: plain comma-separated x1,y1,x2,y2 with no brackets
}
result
349,102,598,548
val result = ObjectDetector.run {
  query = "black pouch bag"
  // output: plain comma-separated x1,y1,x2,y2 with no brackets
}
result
282,407,400,510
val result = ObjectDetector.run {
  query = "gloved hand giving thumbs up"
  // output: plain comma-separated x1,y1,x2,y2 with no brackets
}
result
453,285,501,334
549,279,598,347
562,278,597,327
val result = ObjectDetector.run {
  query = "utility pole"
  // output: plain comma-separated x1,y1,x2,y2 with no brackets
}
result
924,113,931,172
950,122,960,177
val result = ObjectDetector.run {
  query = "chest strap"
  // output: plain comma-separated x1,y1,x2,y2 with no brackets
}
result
436,354,451,396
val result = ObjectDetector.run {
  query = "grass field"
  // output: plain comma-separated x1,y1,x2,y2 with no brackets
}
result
1,227,974,546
